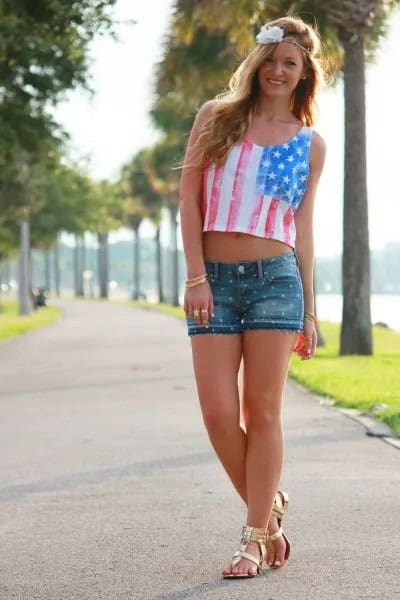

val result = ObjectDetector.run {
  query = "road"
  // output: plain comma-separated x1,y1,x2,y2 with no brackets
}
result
0,300,398,600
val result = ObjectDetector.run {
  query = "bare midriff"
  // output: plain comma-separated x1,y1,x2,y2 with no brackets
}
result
203,231,293,262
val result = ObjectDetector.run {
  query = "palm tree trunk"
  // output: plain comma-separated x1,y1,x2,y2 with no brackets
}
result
132,226,140,300
98,232,109,299
73,240,79,296
79,236,85,297
340,34,372,355
155,225,164,303
53,238,60,297
169,206,179,307
18,218,32,315
75,236,84,297
44,250,51,292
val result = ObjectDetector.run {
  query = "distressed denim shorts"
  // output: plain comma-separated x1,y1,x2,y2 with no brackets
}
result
186,249,304,336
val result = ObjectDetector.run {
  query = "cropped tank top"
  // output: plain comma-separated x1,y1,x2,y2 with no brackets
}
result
201,125,313,248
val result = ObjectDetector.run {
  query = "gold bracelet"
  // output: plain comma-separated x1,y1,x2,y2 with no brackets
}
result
304,312,319,325
185,272,207,285
185,276,208,288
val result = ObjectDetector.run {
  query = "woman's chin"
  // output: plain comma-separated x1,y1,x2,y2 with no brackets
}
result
260,86,290,99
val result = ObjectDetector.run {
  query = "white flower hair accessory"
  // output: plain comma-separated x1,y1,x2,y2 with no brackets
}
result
256,25,284,44
255,24,313,56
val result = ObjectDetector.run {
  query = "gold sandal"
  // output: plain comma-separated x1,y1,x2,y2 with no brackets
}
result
273,489,289,521
223,525,267,579
267,490,291,568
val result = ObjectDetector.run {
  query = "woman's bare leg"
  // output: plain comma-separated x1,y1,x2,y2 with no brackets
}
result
190,334,246,495
226,330,297,576
191,331,296,576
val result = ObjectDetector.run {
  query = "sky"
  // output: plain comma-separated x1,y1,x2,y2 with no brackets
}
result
54,1,400,258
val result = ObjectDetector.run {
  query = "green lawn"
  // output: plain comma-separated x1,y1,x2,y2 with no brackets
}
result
0,300,61,341
131,301,400,436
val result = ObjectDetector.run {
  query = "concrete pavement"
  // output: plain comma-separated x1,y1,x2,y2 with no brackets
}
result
0,300,399,600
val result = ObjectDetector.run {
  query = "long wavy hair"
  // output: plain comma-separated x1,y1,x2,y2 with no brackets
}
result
198,16,325,166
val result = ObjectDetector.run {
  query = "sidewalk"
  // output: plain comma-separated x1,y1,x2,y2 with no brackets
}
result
0,300,398,600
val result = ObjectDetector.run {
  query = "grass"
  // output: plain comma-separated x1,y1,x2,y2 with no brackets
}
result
290,321,400,436
129,299,184,319
0,299,61,341
131,300,400,436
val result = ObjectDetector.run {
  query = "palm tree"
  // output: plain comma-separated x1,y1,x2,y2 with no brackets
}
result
122,152,167,304
91,180,124,299
0,223,17,311
97,231,108,299
120,154,158,301
142,143,182,307
128,211,145,301
322,1,399,354
152,214,165,304
53,235,61,297
142,179,165,304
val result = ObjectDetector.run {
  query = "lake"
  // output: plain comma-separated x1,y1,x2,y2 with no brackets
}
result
316,294,400,332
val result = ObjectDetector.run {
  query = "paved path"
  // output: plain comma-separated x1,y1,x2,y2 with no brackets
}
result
0,300,398,600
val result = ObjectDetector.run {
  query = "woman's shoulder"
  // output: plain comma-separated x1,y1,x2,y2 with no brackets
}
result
308,127,326,151
196,99,218,121
310,127,326,150
308,128,327,172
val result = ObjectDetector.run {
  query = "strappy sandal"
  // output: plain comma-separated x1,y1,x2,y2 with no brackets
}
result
273,489,289,521
223,525,267,579
267,490,291,568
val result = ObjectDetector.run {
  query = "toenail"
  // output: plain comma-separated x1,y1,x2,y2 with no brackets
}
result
275,561,281,566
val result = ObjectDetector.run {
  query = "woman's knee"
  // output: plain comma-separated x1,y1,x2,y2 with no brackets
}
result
201,401,240,434
243,394,282,432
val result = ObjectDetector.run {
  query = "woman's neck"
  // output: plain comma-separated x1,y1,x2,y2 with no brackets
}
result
255,96,294,123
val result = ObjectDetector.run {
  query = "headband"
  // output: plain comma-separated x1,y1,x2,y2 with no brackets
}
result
256,25,312,56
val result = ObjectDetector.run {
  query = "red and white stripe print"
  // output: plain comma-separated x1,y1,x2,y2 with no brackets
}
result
201,136,307,248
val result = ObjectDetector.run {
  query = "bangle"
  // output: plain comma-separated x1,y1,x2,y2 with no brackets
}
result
185,272,207,284
304,312,319,326
185,275,208,288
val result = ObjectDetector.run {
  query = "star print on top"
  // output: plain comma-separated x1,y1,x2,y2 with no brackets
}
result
201,125,313,248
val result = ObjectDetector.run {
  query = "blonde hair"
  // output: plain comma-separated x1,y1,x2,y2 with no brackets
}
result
198,16,325,166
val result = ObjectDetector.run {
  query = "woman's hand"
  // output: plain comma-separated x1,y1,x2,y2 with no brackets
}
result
293,318,317,360
184,281,214,327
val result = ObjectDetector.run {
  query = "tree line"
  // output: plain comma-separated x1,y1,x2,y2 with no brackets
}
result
0,1,179,312
1,1,399,356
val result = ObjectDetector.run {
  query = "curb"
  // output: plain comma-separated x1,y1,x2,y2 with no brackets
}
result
292,382,399,450
338,407,400,450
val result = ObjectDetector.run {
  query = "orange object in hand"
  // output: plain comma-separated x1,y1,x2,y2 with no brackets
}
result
293,331,307,355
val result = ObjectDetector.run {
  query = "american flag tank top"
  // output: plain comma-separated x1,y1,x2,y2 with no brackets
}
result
202,125,313,248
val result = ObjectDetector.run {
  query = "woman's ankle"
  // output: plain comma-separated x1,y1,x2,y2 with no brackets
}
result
267,515,280,533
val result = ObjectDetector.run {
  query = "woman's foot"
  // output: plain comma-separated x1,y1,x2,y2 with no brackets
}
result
266,515,288,568
222,526,267,578
222,540,261,577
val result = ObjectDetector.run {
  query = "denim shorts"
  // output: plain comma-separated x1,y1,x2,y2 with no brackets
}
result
186,249,304,336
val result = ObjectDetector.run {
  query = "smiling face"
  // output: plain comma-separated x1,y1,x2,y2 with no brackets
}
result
257,42,307,99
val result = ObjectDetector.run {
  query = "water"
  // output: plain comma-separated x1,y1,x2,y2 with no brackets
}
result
157,291,400,332
316,294,400,331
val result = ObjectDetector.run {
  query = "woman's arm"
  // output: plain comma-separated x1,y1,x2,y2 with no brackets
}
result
180,101,217,326
294,131,327,315
179,100,216,279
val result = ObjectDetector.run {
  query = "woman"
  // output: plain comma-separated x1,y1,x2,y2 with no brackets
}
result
179,15,326,578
